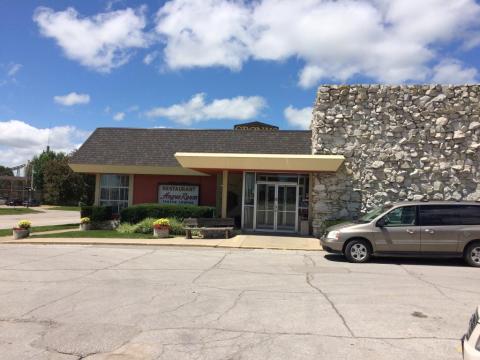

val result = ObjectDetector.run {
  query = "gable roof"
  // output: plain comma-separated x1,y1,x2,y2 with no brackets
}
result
70,127,312,167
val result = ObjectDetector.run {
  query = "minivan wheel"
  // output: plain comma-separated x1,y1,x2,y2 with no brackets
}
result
464,242,480,267
344,239,371,263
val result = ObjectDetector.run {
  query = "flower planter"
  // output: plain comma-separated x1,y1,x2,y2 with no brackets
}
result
153,227,170,238
79,223,91,231
12,228,30,240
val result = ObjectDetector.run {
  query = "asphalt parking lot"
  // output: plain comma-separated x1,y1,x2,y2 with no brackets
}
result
0,208,79,229
0,244,477,360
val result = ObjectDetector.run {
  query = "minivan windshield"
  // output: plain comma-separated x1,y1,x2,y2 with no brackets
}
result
357,205,393,223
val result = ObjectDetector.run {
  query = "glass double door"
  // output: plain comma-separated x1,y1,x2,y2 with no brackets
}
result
255,183,298,232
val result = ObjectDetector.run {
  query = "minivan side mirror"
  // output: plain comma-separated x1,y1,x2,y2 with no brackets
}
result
376,218,386,227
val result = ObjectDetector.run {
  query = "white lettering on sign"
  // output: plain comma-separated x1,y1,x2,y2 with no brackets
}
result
158,184,199,205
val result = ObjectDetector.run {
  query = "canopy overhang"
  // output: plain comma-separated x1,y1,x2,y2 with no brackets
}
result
174,153,344,172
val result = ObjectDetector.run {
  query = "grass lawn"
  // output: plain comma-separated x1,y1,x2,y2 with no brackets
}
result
0,208,42,216
46,206,80,211
0,224,79,237
30,230,156,239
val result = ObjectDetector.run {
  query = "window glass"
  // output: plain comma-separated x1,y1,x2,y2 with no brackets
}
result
453,205,480,225
359,205,393,223
382,206,416,227
99,174,129,214
419,205,461,226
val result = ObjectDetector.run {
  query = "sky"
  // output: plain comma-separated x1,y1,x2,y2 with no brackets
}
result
1,0,480,167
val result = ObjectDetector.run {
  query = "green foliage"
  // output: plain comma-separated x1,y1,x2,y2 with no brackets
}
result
26,149,94,205
168,217,186,236
135,218,156,234
116,217,185,235
0,165,13,176
116,223,137,234
81,206,113,222
120,203,215,224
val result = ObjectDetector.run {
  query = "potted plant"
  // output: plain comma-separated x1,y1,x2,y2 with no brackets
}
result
79,217,91,231
13,220,31,240
153,218,170,238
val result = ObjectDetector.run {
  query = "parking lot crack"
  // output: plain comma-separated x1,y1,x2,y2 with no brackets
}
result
400,265,457,302
305,272,355,338
192,252,228,284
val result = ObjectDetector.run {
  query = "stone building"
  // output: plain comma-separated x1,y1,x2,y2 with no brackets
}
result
311,85,480,236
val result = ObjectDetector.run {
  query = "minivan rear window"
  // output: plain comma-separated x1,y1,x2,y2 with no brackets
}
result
419,205,480,226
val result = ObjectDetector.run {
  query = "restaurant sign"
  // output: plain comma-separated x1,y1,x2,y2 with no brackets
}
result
158,184,199,205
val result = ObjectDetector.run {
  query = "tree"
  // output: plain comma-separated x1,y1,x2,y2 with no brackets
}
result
0,165,13,177
27,149,94,205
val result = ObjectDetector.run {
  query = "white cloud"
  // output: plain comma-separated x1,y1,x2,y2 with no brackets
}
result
54,92,90,106
284,106,312,129
113,112,125,121
34,6,149,72
145,93,266,125
6,63,22,77
154,0,480,86
0,120,89,167
432,59,478,84
143,51,159,65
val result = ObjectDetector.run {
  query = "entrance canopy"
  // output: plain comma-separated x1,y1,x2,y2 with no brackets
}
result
175,153,344,172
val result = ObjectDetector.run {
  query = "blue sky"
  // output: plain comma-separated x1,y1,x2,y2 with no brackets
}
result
1,0,480,166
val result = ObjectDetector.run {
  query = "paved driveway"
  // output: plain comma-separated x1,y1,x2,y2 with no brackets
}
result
0,208,79,229
0,244,477,360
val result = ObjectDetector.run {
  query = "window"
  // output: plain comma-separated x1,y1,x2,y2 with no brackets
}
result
99,174,129,214
243,172,255,229
419,205,480,226
382,206,416,227
419,205,460,226
457,205,480,225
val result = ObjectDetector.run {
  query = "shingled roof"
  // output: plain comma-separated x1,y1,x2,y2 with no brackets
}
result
70,128,312,167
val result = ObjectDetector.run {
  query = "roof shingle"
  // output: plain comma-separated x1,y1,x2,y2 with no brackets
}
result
70,128,312,167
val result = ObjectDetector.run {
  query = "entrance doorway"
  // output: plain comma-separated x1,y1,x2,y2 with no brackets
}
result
255,182,298,232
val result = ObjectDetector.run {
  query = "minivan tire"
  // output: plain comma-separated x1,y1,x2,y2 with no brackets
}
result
344,239,371,263
464,241,480,267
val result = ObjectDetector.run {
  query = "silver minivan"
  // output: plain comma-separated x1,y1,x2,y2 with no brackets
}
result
320,201,480,267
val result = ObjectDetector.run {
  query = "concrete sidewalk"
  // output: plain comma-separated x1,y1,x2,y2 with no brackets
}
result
0,233,322,251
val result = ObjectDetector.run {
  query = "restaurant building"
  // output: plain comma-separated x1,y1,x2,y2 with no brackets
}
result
70,121,344,235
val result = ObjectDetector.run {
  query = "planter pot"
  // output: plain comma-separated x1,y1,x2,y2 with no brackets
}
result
12,228,30,240
79,223,91,231
154,227,169,238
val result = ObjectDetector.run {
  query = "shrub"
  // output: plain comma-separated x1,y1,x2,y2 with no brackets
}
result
81,206,113,222
135,218,156,234
120,204,215,224
116,223,137,234
168,218,185,236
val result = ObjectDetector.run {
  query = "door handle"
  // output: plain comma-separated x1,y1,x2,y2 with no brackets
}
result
406,229,414,234
424,229,435,234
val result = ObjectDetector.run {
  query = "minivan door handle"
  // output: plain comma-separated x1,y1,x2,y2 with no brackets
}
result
406,229,415,234
424,229,435,234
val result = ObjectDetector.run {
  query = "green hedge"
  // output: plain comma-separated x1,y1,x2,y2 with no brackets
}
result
80,206,114,222
120,203,215,224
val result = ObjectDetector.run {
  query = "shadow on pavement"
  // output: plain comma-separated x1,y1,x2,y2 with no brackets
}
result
324,253,467,267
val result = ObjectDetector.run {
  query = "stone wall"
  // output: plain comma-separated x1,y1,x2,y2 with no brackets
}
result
311,84,480,236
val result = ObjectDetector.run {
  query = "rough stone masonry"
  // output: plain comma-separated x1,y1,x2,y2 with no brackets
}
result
311,84,480,236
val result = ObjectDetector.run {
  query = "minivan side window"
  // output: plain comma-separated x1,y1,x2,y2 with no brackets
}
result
382,206,416,227
419,205,461,226
456,205,480,225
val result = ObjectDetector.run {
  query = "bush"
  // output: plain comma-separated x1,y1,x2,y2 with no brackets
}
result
168,218,185,236
135,218,156,234
116,223,137,234
120,204,215,224
81,206,113,222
